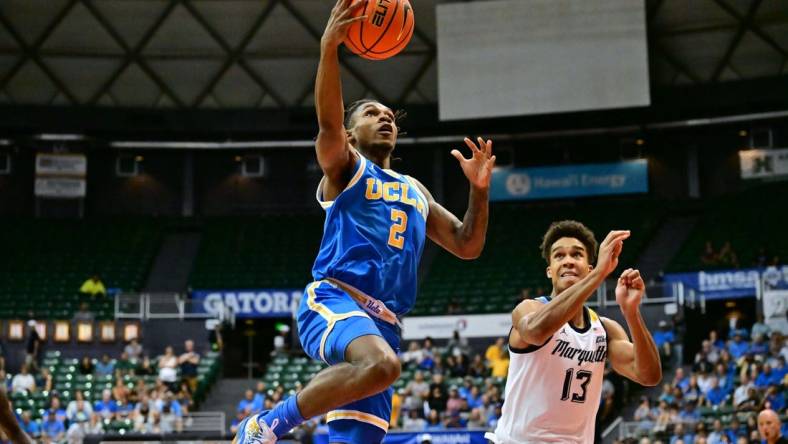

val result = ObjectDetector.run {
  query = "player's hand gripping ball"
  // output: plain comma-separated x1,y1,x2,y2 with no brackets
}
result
344,0,415,60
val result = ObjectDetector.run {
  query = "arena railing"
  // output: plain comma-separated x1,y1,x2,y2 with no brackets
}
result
115,292,234,325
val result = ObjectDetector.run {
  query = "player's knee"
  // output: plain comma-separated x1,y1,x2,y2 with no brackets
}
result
366,353,401,387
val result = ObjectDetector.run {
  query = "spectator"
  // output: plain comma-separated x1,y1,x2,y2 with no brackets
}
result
79,356,94,375
79,274,106,297
737,387,761,412
678,401,699,425
230,410,247,435
158,346,178,386
425,410,443,431
67,391,93,423
179,340,201,393
752,314,771,340
446,386,463,415
751,335,769,355
49,397,67,424
727,331,749,360
11,364,36,393
25,321,42,368
238,389,256,413
426,385,447,414
673,367,689,391
447,300,462,315
653,320,675,361
37,367,53,392
66,412,89,444
115,351,136,377
94,389,118,419
756,364,775,389
405,371,430,411
112,377,130,404
402,409,427,431
273,328,288,354
758,409,788,444
124,338,143,360
764,386,785,412
704,377,727,407
95,353,115,377
390,388,403,428
137,356,155,376
402,341,426,366
718,241,739,268
468,354,487,377
447,330,470,358
707,419,725,444
733,373,753,407
252,381,266,413
41,409,65,443
485,338,505,367
490,353,509,378
19,411,40,439
72,302,95,322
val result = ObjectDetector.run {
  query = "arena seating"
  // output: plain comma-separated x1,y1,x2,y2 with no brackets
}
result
0,219,161,320
412,200,664,316
668,182,788,272
189,215,323,290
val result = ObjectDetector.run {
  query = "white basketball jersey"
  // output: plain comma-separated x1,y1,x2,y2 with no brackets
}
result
492,299,608,444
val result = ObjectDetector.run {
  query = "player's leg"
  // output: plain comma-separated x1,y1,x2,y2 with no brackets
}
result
326,386,393,444
247,281,399,440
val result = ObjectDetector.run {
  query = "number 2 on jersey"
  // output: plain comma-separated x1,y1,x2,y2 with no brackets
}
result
561,369,592,403
388,209,408,249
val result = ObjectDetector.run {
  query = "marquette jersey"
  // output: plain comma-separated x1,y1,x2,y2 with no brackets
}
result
311,153,428,316
493,298,608,444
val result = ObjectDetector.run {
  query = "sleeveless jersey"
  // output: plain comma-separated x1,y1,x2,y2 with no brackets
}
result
311,153,428,316
493,297,608,444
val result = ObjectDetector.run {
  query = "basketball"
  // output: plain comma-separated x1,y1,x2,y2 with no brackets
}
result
344,0,415,61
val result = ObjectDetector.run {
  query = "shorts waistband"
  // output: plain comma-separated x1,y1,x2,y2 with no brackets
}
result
325,278,402,328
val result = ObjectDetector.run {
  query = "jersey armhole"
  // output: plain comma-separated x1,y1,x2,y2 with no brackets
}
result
316,153,367,210
508,296,552,354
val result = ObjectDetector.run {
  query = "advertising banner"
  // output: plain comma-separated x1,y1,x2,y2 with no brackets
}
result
191,289,301,318
739,148,788,179
402,314,511,340
664,266,788,300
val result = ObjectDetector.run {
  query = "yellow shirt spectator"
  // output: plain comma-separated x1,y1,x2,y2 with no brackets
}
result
492,356,510,378
485,338,506,367
390,390,402,428
80,276,106,296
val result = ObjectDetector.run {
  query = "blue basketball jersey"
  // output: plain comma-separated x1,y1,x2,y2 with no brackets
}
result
311,153,428,316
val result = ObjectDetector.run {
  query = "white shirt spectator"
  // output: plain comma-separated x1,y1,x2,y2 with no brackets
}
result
124,340,143,360
66,400,93,422
698,374,714,395
11,373,35,393
734,381,753,407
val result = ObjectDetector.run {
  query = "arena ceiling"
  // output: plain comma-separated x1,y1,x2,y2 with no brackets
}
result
0,0,785,110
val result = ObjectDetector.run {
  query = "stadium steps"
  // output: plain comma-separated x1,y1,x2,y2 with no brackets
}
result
203,378,255,430
634,215,698,279
144,231,202,292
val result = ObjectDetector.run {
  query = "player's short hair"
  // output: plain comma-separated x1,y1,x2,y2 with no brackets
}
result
540,220,598,265
344,99,407,130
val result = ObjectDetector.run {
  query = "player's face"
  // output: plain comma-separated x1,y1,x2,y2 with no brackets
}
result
546,237,592,294
348,102,398,150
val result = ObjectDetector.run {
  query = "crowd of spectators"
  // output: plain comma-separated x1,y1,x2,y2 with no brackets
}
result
0,337,203,443
235,331,622,439
626,324,788,443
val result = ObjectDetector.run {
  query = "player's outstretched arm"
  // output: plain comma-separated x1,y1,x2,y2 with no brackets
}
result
511,231,630,347
315,0,366,182
603,269,662,387
412,137,496,260
0,388,33,444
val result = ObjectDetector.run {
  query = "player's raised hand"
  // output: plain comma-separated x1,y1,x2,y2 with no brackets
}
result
615,268,645,316
595,230,630,277
451,137,496,190
321,0,367,48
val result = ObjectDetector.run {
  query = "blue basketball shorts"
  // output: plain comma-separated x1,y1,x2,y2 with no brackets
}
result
297,280,401,444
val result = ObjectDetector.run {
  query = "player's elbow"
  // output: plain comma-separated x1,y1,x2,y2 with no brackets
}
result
638,369,662,387
455,243,484,260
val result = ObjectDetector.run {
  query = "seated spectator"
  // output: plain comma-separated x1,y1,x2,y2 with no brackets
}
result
678,401,700,425
252,381,266,413
41,409,65,443
136,356,155,376
405,371,430,411
67,391,93,423
158,346,179,386
446,386,463,416
402,342,425,366
79,274,106,297
230,410,248,435
734,373,754,408
94,389,118,419
634,397,654,430
49,396,67,424
672,367,689,392
653,320,675,360
426,386,447,414
72,302,95,322
402,409,427,431
756,364,775,389
717,241,739,268
727,331,750,360
11,364,36,393
116,351,136,376
684,376,702,405
485,338,506,368
764,385,785,412
704,377,728,407
736,387,761,412
707,419,725,444
19,411,40,439
112,377,130,404
425,409,443,431
671,423,694,444
466,408,486,429
709,330,725,350
79,356,94,375
178,340,201,393
95,354,115,377
237,389,256,413
658,383,676,405
124,338,143,360
447,330,470,359
66,412,89,443
468,354,487,378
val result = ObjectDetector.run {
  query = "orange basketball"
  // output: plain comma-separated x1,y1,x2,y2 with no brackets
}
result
344,0,415,61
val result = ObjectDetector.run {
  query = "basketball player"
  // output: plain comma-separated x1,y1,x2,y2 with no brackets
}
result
233,0,496,443
0,388,33,443
489,221,662,444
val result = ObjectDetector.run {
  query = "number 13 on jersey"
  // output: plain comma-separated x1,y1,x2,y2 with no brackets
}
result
388,209,408,249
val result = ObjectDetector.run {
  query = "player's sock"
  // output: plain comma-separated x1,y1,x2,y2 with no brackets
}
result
261,395,305,438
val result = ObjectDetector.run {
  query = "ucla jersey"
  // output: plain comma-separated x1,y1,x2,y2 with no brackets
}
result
311,153,428,316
